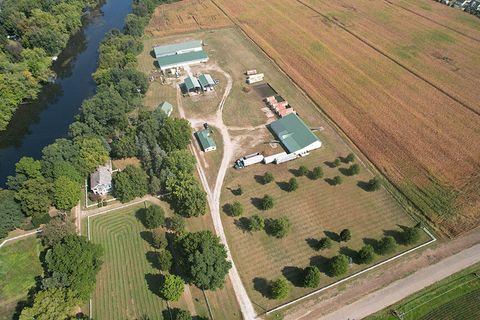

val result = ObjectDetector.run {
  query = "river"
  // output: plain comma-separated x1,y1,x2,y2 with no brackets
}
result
0,0,132,186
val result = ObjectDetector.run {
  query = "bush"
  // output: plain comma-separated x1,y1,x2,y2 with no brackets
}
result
226,201,243,217
166,216,186,234
402,226,421,245
236,185,243,195
298,165,308,176
260,194,274,210
358,245,375,264
317,237,332,250
310,166,323,180
349,164,360,176
247,215,265,232
376,236,397,255
160,274,184,301
329,254,349,277
156,250,173,272
339,229,351,242
303,266,321,288
333,175,343,185
334,158,341,167
367,177,382,191
151,229,167,250
266,217,291,238
263,172,274,184
271,277,289,299
287,177,299,192
345,153,355,163
144,205,165,229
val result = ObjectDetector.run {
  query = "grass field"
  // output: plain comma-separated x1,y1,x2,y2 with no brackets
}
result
89,201,241,320
367,262,480,320
208,0,480,236
0,237,43,320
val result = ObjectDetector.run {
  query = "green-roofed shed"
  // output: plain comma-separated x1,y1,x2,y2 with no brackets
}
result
269,113,322,155
195,128,217,152
184,76,201,92
198,74,216,90
159,101,173,117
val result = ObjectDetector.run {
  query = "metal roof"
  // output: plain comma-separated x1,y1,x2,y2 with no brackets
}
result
195,128,216,151
269,113,319,153
184,76,201,91
153,40,202,58
198,74,215,88
159,101,173,116
157,50,208,70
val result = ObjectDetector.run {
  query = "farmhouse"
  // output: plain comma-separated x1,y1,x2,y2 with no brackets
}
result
153,40,209,72
159,101,173,117
184,76,201,93
269,113,321,156
195,127,217,152
90,161,113,196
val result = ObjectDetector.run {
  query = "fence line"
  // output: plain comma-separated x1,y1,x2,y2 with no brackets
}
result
264,227,437,316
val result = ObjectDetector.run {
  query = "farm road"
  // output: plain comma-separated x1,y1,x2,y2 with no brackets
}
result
305,242,480,320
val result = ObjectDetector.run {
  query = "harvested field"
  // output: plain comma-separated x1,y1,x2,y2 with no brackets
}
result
146,0,233,37
210,0,480,236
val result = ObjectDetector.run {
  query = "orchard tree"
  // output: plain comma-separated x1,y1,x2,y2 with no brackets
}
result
349,164,360,176
329,254,349,277
358,245,375,264
171,309,192,320
367,177,382,191
160,274,185,301
376,236,397,255
266,217,291,239
334,158,341,167
263,172,274,184
317,237,332,251
310,166,323,180
144,205,165,229
156,250,173,272
339,229,352,242
113,165,149,202
402,226,421,245
333,175,343,185
260,194,274,210
271,277,289,299
345,153,355,163
247,215,265,232
41,217,75,247
53,176,81,211
303,266,321,288
287,177,299,192
298,165,308,176
225,201,243,217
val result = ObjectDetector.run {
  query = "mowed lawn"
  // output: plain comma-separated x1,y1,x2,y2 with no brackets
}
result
0,237,43,320
221,135,431,311
90,201,241,320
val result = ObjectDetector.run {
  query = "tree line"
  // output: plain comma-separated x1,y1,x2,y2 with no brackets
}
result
0,0,100,131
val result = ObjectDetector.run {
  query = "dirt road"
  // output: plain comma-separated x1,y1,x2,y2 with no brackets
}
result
319,242,480,320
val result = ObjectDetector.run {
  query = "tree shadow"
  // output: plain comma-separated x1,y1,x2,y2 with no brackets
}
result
254,175,266,185
324,161,336,168
276,181,290,192
383,229,404,244
145,273,163,297
146,251,159,269
135,208,148,228
309,255,330,274
253,277,270,298
324,230,340,242
140,231,154,246
339,246,358,264
288,168,301,177
324,178,336,186
357,180,372,192
250,197,263,210
162,308,184,320
227,186,243,196
222,203,233,216
282,266,304,287
305,238,318,250
339,167,352,176
233,217,250,233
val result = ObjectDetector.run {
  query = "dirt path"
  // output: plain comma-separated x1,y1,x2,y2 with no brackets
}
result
177,67,257,319
320,242,480,320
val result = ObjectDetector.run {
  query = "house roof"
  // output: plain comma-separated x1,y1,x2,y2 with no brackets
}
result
269,113,319,153
159,101,173,116
157,50,208,70
90,162,112,188
153,40,202,58
195,128,216,151
198,74,215,87
184,76,201,90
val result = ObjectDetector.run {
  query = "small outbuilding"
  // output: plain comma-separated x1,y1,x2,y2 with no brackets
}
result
159,101,174,117
184,76,201,93
195,127,217,152
90,161,113,196
198,74,216,91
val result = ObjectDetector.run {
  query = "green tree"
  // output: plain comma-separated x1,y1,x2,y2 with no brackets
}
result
164,149,196,174
333,175,343,185
271,277,289,299
111,130,137,159
266,217,291,239
172,309,192,320
287,177,299,192
358,245,375,264
53,176,81,211
124,13,147,36
45,235,103,300
246,215,265,232
41,217,75,247
0,190,24,238
74,137,109,175
113,165,149,202
329,254,349,277
260,194,274,210
263,171,274,184
19,288,78,320
402,226,421,245
50,160,83,185
21,48,52,81
158,117,192,152
317,237,332,250
348,164,360,176
310,166,323,180
176,231,232,290
298,165,308,176
152,229,167,250
345,153,355,163
6,156,43,190
166,216,186,234
367,177,382,191
165,171,206,217
339,229,351,242
16,177,52,216
144,205,165,229
334,158,341,167
156,250,173,272
376,236,397,255
225,201,243,217
160,274,185,301
303,266,321,288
